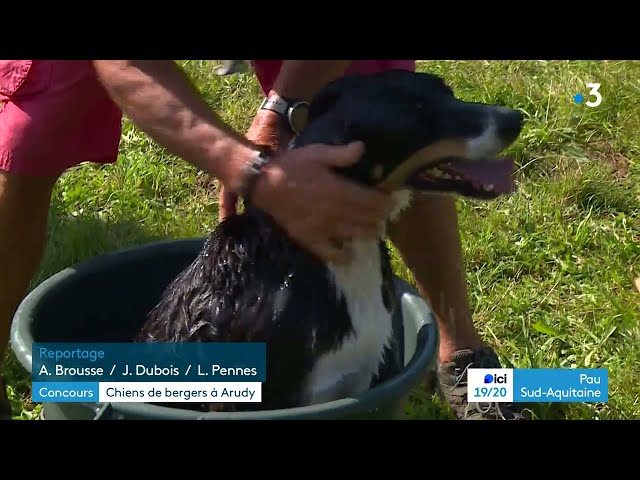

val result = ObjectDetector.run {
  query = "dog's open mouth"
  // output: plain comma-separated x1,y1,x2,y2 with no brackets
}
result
406,157,515,199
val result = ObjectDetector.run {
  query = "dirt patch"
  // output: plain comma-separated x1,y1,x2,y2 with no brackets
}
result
606,152,631,181
589,144,631,181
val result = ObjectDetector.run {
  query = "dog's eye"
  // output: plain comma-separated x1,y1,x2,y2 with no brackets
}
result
416,103,423,109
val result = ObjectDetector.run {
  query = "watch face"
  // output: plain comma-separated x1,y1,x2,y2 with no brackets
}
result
289,103,310,134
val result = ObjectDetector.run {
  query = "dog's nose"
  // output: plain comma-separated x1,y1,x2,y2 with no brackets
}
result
494,107,523,145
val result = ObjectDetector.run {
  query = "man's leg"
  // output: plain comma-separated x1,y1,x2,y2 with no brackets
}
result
388,194,529,420
0,60,123,420
0,171,58,419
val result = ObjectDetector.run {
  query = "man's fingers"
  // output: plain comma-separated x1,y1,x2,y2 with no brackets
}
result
219,208,235,221
305,141,365,168
336,221,380,241
219,189,239,221
329,176,392,217
311,241,352,266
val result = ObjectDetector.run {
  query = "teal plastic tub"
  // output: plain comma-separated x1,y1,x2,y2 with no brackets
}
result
10,239,438,420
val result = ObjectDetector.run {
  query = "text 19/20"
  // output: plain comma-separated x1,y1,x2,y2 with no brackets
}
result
473,387,507,398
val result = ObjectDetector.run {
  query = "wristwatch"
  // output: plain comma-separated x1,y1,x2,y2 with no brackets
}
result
259,94,310,135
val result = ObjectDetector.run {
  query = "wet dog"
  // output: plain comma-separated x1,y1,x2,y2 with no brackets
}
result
136,70,523,412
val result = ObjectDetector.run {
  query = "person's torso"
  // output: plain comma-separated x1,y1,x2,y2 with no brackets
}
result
251,60,416,95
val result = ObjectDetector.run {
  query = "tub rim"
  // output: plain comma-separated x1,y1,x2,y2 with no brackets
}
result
10,238,438,420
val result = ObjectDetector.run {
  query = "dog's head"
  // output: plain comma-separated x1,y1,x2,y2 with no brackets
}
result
292,70,523,200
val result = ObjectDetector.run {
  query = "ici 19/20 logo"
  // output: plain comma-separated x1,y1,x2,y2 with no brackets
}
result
484,373,508,384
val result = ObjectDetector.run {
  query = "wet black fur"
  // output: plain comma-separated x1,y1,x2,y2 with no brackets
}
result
136,207,402,411
136,70,516,412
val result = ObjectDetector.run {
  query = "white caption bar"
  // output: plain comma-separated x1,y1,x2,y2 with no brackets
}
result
99,382,262,403
467,368,514,403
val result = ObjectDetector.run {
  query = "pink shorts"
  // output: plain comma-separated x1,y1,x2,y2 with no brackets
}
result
0,60,123,176
251,60,416,95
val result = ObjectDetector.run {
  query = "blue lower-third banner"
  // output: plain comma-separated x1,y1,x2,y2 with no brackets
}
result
31,342,266,383
467,368,608,403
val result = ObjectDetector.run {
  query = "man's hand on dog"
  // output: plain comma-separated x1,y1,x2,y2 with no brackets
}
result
219,109,391,265
251,141,391,264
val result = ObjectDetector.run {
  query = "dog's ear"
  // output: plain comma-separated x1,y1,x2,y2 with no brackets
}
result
308,74,364,121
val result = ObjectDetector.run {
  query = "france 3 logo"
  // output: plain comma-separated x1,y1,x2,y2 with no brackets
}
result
574,82,603,108
467,368,514,403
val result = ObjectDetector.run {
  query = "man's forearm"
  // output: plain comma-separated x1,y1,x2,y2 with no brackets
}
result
92,60,255,192
271,61,352,101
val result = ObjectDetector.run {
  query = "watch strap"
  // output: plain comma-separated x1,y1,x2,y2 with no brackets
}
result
260,95,290,116
259,94,309,134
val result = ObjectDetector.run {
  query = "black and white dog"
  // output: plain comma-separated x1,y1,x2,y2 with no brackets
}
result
136,70,523,412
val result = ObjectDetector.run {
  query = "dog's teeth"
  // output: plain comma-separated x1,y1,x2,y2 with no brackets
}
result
431,168,443,177
483,184,495,191
441,173,451,180
454,175,462,181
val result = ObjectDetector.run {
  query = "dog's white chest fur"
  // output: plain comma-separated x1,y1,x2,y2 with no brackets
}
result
304,239,392,404
303,191,412,405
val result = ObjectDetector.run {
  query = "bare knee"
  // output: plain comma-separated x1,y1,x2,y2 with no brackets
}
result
0,170,58,220
387,194,460,261
389,194,458,237
0,169,58,277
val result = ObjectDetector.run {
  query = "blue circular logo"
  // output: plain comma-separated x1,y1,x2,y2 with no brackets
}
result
574,93,584,104
484,374,494,384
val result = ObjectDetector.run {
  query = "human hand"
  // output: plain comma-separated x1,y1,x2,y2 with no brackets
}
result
219,109,292,221
250,141,392,265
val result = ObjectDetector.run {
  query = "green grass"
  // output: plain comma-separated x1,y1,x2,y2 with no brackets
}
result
3,60,639,420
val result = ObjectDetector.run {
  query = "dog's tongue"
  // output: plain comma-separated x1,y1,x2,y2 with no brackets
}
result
445,158,515,194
